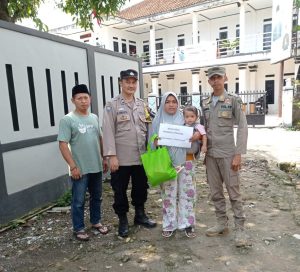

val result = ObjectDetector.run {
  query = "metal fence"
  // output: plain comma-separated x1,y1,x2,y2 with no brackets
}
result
145,90,267,126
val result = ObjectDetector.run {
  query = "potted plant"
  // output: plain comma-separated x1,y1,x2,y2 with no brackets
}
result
219,38,239,56
140,52,149,66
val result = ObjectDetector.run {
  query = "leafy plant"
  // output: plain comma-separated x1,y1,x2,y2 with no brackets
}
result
56,189,72,207
0,0,127,31
219,38,239,50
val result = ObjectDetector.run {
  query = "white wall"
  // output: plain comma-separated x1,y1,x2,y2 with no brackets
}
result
0,23,139,195
0,28,89,143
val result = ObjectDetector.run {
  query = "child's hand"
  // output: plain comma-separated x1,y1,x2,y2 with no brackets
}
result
201,144,207,154
153,137,159,147
189,131,201,142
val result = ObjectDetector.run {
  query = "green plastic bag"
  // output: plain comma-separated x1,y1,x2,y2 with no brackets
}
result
141,134,177,187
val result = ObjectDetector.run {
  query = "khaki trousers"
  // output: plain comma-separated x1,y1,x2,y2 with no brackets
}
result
206,155,245,226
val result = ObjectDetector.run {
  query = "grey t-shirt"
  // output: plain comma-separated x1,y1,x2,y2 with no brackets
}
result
57,111,103,175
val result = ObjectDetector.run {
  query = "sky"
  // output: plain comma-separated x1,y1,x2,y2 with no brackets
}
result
19,0,143,30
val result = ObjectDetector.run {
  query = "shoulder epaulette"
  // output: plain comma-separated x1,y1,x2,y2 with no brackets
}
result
136,97,144,102
227,93,239,98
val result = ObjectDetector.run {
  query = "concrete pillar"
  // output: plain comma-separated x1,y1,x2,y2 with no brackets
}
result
282,78,293,127
150,72,159,96
238,63,248,92
238,1,246,53
166,74,175,92
192,12,198,45
149,24,156,65
191,69,200,93
248,65,258,91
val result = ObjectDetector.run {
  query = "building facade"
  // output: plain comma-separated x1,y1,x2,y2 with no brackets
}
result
50,0,299,115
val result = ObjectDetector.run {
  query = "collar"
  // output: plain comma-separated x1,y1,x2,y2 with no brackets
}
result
207,90,227,104
119,94,135,104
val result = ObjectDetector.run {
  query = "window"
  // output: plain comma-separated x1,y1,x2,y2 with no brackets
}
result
235,82,239,94
199,81,202,94
113,37,119,52
129,41,136,56
80,33,91,39
178,34,185,47
180,84,188,105
265,79,274,104
122,39,127,54
143,41,150,65
263,19,272,50
236,24,240,54
156,38,163,61
219,27,228,56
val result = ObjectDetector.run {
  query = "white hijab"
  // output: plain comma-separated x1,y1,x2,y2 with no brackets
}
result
151,92,186,166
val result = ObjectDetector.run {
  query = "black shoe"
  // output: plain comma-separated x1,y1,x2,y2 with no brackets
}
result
134,209,156,228
118,215,129,237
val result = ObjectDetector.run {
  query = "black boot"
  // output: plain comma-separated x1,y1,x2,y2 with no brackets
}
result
118,214,129,237
134,207,156,228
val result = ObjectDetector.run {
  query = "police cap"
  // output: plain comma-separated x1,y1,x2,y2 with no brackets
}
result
120,69,138,80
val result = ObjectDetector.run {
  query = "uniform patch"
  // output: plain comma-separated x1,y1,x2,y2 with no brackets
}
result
117,113,130,122
224,98,231,104
221,105,232,109
218,110,232,118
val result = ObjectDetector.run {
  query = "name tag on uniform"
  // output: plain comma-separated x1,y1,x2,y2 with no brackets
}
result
218,110,232,118
117,109,130,122
221,105,232,109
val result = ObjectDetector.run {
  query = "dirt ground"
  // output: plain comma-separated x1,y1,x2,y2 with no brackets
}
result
1,150,300,272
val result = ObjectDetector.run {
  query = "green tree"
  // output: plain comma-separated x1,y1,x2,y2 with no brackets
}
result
0,0,127,31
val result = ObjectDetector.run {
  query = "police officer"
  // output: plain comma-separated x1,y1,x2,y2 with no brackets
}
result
202,66,250,247
102,69,156,237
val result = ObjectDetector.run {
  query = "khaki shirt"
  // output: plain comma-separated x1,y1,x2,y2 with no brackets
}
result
202,91,248,158
102,94,148,166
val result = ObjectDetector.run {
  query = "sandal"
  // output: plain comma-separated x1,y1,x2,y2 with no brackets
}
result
92,223,109,235
162,230,174,238
185,226,196,238
73,230,89,241
175,166,184,174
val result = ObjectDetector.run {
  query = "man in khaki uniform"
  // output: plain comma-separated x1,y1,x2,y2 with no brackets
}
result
202,66,250,247
102,69,156,237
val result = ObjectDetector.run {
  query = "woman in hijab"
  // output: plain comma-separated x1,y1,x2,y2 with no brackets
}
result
151,92,200,238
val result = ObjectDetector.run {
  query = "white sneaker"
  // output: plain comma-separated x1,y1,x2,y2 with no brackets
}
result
175,166,184,174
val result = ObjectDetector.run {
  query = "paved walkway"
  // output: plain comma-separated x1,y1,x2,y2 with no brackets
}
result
247,124,300,167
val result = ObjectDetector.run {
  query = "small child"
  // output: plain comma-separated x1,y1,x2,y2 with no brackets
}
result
183,106,207,159
178,105,207,238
